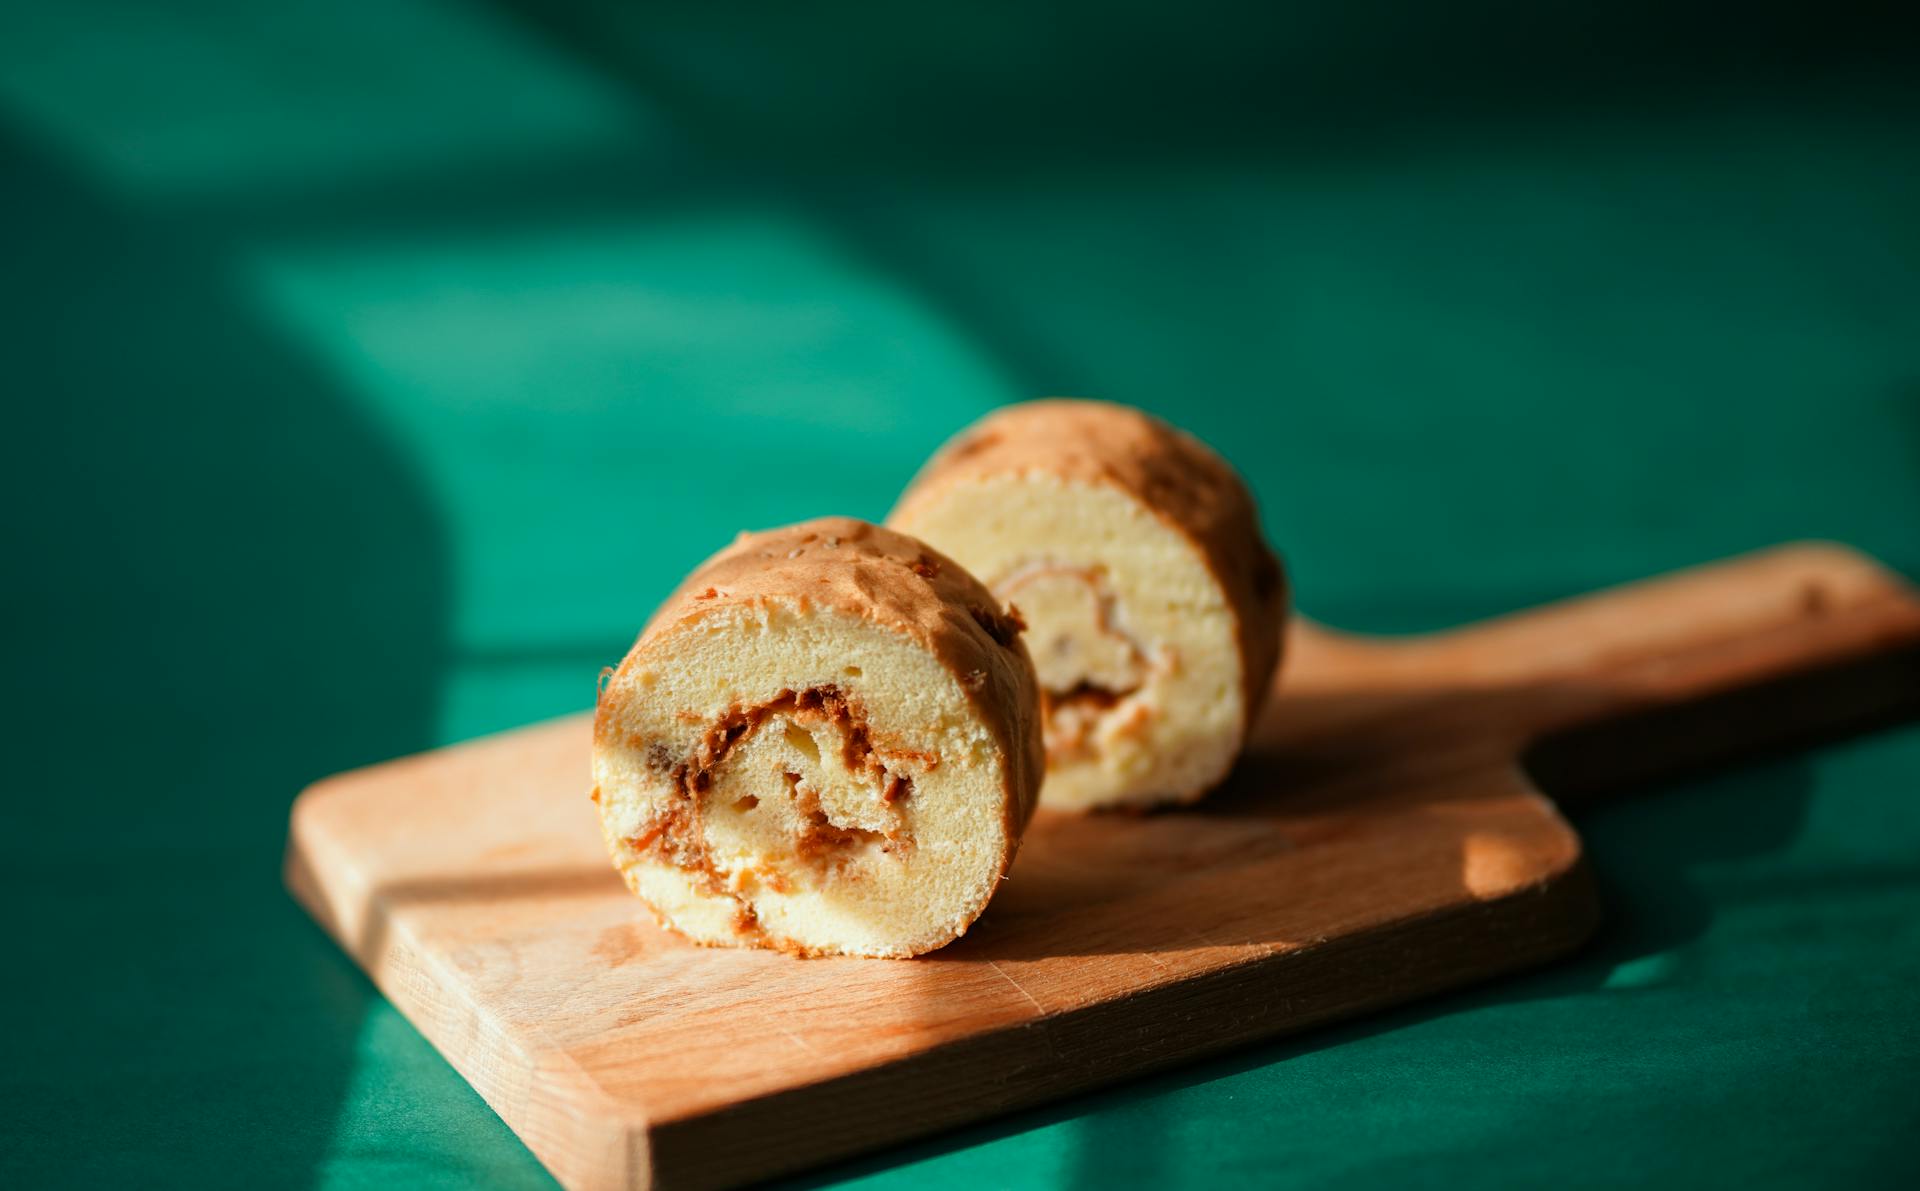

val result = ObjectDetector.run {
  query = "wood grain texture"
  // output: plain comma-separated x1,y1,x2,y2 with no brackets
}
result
285,542,1920,1191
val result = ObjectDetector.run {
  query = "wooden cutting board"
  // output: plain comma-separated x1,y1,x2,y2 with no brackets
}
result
286,543,1920,1191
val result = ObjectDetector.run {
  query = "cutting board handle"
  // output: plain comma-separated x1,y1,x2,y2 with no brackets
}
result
1278,542,1920,804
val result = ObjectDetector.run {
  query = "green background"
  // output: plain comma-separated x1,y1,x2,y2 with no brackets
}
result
3,1,1917,1186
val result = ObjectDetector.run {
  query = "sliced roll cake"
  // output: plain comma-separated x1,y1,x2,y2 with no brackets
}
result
592,517,1042,957
890,400,1286,810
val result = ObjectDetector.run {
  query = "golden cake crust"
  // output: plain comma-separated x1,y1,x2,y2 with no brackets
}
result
892,399,1287,738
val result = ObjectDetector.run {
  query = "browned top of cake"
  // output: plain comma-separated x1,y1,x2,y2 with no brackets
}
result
892,399,1288,728
637,516,1044,831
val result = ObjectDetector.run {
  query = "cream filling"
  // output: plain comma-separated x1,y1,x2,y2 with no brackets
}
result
995,561,1159,767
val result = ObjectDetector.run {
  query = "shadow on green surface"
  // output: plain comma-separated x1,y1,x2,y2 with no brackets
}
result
0,118,450,1187
474,0,1916,165
407,3,1874,454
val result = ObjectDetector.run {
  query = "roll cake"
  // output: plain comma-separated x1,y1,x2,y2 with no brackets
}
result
592,517,1043,957
890,400,1286,810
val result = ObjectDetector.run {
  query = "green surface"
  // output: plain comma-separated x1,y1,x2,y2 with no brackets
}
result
3,2,1917,1187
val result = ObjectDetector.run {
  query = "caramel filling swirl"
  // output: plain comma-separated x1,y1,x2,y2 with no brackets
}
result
995,562,1157,765
624,685,925,936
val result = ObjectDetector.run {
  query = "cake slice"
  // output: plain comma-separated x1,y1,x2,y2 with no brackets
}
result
890,400,1286,810
593,517,1042,957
